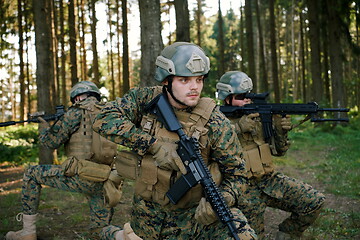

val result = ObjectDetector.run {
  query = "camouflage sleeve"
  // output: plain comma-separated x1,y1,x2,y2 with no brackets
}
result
207,109,248,206
92,87,157,156
39,106,82,149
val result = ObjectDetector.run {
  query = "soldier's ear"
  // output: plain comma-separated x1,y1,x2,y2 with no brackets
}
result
162,79,168,86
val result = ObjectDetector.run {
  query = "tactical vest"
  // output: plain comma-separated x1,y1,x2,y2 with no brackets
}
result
135,89,217,209
65,98,117,165
230,116,275,178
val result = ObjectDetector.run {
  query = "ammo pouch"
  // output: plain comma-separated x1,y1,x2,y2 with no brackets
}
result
62,156,79,177
77,159,112,182
243,143,274,178
104,170,124,207
115,150,140,180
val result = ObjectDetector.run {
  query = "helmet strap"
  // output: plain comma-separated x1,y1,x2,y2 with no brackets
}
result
163,78,188,107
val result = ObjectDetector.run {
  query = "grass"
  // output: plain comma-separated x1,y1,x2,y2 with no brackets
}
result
273,116,360,239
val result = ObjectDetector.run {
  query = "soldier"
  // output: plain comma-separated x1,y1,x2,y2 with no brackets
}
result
5,81,132,240
216,71,326,239
93,42,257,239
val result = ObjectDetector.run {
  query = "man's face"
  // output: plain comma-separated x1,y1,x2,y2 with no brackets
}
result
226,93,252,106
164,75,204,109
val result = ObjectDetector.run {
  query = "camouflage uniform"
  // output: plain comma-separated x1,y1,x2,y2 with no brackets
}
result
93,86,257,239
22,96,114,236
230,115,325,239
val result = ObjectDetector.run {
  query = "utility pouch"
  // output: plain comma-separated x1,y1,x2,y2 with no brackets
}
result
247,148,265,178
103,171,124,207
135,156,157,200
77,159,111,182
115,150,140,180
62,156,79,177
259,144,274,173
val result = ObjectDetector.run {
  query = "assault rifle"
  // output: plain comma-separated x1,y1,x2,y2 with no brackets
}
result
0,105,65,127
220,92,349,142
145,94,240,240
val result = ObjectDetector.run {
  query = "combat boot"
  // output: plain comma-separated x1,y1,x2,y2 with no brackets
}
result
5,213,37,240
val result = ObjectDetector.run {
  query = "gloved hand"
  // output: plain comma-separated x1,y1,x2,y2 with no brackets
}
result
238,113,260,133
273,114,292,132
37,116,50,128
149,141,187,174
280,115,292,131
195,197,217,225
115,222,143,240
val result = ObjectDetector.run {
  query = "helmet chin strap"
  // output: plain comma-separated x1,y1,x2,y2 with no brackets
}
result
163,79,188,107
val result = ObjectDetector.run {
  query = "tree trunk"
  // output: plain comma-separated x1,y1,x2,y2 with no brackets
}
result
245,0,257,91
307,0,323,102
90,0,100,85
18,0,26,122
326,0,347,110
138,0,163,87
255,0,268,92
299,7,306,102
78,0,87,82
107,0,115,100
239,5,245,72
122,0,130,94
33,0,56,164
59,0,67,105
217,0,225,77
174,0,190,42
69,0,78,86
195,0,202,46
115,0,122,96
269,0,280,103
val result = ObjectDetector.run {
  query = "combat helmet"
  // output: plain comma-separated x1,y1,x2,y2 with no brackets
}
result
70,81,101,103
216,71,253,100
155,42,210,82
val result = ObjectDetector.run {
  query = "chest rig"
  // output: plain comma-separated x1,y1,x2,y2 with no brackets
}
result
135,92,217,209
231,116,275,179
65,98,117,165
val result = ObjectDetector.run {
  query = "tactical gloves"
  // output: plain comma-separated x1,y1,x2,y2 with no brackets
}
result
115,223,142,240
37,116,50,128
273,115,292,132
195,197,217,225
238,113,260,133
149,141,187,174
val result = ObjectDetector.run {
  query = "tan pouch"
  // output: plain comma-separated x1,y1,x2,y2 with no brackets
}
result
247,148,265,177
77,159,111,182
61,156,79,177
103,171,124,207
115,150,140,180
153,168,172,206
259,143,274,173
135,156,157,200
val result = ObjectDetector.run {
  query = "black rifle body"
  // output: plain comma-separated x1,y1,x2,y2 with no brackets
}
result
220,92,349,141
0,105,65,127
145,94,240,240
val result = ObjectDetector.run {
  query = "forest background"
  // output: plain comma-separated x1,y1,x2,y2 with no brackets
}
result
1,0,359,162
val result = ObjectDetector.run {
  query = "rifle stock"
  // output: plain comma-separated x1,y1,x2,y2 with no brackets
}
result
145,94,240,240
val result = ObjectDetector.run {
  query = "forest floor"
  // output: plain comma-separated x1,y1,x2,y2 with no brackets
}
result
1,156,359,239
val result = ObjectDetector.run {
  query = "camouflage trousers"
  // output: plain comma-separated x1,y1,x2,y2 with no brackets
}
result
22,165,114,235
237,171,325,239
129,195,258,240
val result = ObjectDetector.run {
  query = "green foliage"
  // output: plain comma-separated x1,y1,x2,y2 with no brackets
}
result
0,125,39,165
